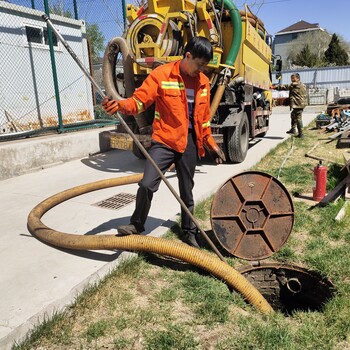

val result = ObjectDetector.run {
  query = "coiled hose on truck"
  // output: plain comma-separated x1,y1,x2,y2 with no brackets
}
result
27,173,273,314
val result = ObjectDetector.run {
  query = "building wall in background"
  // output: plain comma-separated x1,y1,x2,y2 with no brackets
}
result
0,2,94,134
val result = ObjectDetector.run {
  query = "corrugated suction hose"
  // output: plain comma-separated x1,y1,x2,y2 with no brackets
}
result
27,173,273,314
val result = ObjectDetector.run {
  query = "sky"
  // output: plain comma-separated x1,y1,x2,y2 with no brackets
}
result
9,0,350,45
74,0,350,50
71,0,350,51
240,0,350,42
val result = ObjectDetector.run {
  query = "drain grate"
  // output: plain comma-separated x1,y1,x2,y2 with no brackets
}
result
93,193,136,210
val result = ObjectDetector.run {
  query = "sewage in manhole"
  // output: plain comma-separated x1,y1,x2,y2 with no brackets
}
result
239,263,335,315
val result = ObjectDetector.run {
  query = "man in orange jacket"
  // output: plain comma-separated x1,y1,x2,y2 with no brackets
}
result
102,36,225,248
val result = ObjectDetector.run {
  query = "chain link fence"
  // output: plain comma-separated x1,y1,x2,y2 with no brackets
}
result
0,0,130,140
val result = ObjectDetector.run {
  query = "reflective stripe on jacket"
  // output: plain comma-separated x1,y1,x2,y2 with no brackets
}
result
120,60,212,157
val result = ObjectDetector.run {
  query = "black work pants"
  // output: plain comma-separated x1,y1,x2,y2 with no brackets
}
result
130,131,197,233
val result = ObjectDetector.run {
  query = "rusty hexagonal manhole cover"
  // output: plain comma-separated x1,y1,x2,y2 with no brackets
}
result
210,171,294,260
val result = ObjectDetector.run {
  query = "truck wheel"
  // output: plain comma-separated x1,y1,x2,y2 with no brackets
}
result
225,112,249,163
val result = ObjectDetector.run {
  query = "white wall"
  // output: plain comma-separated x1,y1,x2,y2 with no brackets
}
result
0,2,94,133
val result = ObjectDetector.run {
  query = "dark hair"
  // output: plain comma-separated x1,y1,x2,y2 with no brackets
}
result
291,73,300,79
183,36,213,62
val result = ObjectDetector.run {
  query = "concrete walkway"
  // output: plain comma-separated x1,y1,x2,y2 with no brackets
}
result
0,106,322,349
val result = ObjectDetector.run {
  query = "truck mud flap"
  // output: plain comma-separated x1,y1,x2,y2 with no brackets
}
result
221,107,244,127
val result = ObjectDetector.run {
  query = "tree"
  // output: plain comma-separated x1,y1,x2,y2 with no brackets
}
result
50,3,72,18
287,31,330,67
324,34,349,66
293,44,318,67
337,34,350,56
49,3,105,64
86,23,105,64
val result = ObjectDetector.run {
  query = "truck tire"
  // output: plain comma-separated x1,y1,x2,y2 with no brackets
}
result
225,112,249,163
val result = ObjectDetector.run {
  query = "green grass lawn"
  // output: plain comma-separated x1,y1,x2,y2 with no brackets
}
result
15,119,350,350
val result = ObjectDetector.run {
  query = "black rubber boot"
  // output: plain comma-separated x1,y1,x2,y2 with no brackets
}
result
286,128,297,135
182,232,200,248
296,121,304,138
117,224,141,236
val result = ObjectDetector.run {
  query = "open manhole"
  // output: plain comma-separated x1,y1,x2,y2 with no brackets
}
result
211,172,335,314
238,263,335,314
93,193,136,210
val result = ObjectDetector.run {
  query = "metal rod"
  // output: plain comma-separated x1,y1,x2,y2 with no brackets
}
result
73,0,78,20
42,11,64,132
122,0,128,33
305,142,339,165
42,15,104,97
42,15,226,261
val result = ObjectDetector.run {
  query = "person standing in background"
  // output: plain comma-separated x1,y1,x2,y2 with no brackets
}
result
273,73,307,138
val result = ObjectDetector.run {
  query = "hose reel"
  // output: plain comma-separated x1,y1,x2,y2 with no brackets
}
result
126,14,182,60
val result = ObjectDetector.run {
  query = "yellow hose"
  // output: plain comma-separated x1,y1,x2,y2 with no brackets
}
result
27,174,273,314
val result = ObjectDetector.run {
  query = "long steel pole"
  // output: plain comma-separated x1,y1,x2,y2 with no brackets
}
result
42,15,226,262
42,10,64,132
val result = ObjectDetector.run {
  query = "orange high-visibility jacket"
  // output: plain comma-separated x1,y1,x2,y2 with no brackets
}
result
118,60,213,157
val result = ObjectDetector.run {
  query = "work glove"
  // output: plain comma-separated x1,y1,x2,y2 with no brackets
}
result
102,97,120,115
204,136,226,164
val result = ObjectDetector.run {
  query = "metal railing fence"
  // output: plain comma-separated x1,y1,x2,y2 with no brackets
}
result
4,0,349,140
0,0,126,140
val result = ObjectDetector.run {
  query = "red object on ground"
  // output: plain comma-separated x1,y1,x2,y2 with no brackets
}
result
313,162,327,202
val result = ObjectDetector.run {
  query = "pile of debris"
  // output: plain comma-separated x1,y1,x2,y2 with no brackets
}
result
316,98,350,148
310,98,350,212
304,141,350,214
